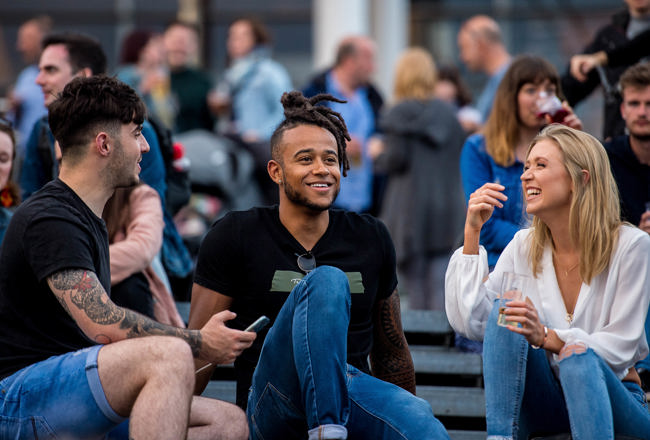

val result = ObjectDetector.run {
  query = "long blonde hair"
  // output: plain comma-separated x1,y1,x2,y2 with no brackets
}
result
392,47,437,101
484,55,562,167
527,125,621,283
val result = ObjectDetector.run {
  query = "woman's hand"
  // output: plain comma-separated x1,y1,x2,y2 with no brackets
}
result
501,297,546,348
466,183,507,230
463,182,507,255
559,101,583,130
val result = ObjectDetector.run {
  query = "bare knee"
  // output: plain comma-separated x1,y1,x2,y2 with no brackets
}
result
558,341,587,361
190,397,249,440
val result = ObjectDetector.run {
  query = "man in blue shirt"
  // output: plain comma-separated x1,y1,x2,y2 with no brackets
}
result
457,15,512,124
303,36,384,214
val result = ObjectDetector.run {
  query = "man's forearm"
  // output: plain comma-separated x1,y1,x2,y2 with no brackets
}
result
49,269,203,356
370,292,416,394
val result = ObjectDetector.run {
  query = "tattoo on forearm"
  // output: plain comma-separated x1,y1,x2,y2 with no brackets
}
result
49,269,203,356
119,309,203,357
370,291,416,394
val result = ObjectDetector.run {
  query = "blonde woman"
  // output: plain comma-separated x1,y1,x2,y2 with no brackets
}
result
446,124,650,439
374,47,466,310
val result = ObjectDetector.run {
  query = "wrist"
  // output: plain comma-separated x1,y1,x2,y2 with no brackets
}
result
531,325,548,350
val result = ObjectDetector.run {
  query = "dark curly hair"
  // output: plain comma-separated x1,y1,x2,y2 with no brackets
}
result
270,91,351,176
48,76,146,164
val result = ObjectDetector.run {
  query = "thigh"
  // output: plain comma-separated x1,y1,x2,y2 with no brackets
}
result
0,346,123,440
346,366,449,440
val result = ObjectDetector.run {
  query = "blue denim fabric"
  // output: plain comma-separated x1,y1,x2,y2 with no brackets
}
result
0,345,125,440
483,300,650,440
247,265,449,440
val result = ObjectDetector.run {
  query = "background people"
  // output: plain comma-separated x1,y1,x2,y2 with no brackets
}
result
163,20,215,133
0,119,19,244
561,0,650,141
302,35,384,215
446,124,650,439
373,48,466,311
456,15,512,124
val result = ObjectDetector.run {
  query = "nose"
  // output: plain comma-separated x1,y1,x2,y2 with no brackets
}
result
313,159,330,175
520,168,531,181
140,136,150,154
35,71,45,86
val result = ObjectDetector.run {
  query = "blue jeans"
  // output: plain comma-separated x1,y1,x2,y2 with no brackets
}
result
0,345,125,439
483,300,650,440
635,310,650,371
247,266,449,440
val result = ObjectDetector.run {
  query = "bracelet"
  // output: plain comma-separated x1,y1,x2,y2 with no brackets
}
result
531,325,548,350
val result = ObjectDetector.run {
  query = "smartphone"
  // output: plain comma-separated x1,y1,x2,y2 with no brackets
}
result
245,316,270,333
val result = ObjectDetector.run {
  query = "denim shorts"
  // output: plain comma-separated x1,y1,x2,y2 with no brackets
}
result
0,345,127,439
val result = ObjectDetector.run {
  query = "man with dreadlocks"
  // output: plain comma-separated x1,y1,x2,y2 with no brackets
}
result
189,91,449,439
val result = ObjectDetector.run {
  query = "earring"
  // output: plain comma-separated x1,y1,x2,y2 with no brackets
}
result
278,179,283,184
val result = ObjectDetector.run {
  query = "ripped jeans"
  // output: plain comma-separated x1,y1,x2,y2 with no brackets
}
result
483,300,650,440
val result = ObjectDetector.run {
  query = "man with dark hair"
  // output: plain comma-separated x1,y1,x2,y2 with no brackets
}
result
603,62,650,390
302,35,384,215
0,75,255,439
189,91,449,440
20,32,164,201
20,31,194,302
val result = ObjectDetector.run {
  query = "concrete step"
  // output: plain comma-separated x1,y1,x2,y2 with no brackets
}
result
410,345,482,376
448,431,487,440
417,385,486,418
402,309,452,335
202,380,486,419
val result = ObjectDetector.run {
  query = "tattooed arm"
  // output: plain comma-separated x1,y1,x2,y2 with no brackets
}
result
47,269,255,363
369,290,416,394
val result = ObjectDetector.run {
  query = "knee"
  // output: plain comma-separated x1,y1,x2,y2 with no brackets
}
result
558,341,588,362
142,336,194,380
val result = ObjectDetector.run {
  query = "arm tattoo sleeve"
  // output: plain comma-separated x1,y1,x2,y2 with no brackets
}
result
370,290,416,394
49,269,202,357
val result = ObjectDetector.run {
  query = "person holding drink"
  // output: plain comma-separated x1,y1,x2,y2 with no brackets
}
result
446,124,650,439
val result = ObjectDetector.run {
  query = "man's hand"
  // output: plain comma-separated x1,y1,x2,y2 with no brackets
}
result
569,51,608,82
199,311,256,364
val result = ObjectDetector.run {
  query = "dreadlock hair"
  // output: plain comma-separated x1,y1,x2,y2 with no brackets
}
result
270,91,352,176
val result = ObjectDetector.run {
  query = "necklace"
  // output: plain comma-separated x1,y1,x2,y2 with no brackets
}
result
552,252,579,278
565,312,574,324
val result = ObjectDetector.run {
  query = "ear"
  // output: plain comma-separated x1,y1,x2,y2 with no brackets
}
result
96,132,111,157
581,169,590,184
78,67,93,78
267,159,283,185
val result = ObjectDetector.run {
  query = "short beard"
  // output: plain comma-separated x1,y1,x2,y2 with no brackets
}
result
630,131,650,142
283,180,338,212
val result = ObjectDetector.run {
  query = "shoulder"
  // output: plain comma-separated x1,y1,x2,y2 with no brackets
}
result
302,69,330,96
462,133,487,152
618,224,650,249
331,209,390,239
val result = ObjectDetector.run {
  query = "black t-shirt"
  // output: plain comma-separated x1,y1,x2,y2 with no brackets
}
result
194,206,397,406
0,179,110,380
605,136,650,225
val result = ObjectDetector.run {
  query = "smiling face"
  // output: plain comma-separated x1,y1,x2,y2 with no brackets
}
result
108,122,150,189
270,124,341,212
521,138,573,222
517,79,557,129
36,44,79,106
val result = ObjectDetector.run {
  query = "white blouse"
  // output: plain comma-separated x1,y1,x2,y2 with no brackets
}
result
445,225,650,379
